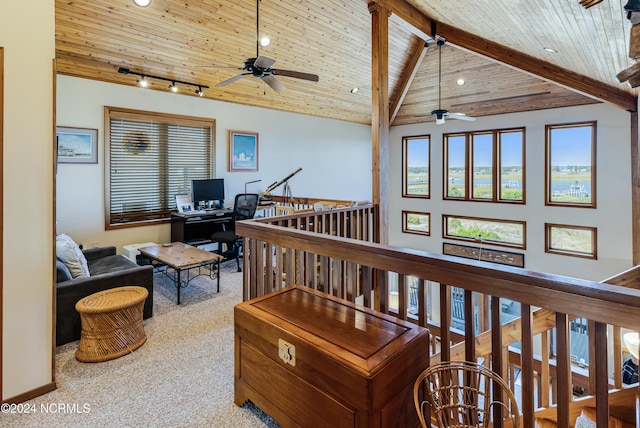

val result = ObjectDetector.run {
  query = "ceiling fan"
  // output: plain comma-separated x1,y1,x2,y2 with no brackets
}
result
215,0,319,93
431,38,476,125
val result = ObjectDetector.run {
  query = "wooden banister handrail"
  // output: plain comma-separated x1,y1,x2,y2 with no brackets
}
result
237,220,640,329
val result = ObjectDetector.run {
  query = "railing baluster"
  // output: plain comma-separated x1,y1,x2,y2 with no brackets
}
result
594,321,609,427
540,330,550,408
464,289,475,361
492,295,504,427
398,274,407,320
440,284,451,362
613,326,622,388
555,312,571,427
520,303,534,428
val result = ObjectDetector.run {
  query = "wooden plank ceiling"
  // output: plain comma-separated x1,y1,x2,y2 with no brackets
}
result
55,0,638,125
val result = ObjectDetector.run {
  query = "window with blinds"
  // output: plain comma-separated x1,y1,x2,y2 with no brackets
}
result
105,107,215,229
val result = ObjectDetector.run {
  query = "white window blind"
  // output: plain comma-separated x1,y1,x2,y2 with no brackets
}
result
106,107,215,228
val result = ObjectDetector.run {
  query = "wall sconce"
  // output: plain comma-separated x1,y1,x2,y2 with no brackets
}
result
118,67,209,96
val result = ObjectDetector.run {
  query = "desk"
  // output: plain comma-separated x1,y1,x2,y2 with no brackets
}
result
139,243,223,304
171,209,233,246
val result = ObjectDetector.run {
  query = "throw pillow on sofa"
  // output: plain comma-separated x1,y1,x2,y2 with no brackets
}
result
56,234,90,279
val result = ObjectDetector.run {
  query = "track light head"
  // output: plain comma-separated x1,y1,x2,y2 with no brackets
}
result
118,68,207,95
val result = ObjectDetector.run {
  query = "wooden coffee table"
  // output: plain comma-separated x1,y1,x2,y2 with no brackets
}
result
139,242,223,304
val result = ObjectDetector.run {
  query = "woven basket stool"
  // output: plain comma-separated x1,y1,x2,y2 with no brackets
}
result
75,286,148,363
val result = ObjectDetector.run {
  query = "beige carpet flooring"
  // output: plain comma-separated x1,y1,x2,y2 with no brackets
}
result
1,262,280,428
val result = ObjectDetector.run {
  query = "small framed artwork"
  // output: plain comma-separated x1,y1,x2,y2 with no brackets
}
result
56,127,98,164
229,130,258,171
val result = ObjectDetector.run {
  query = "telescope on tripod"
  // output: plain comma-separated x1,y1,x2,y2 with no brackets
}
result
260,167,302,205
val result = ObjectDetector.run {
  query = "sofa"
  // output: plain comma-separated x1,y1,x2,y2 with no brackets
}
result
56,245,154,346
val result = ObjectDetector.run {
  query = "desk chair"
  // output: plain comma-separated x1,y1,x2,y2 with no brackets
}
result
210,193,259,272
414,360,519,428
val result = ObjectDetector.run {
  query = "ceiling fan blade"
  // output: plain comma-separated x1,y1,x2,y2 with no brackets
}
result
254,56,276,69
272,69,319,82
216,73,250,87
448,112,476,122
193,65,241,69
262,74,286,93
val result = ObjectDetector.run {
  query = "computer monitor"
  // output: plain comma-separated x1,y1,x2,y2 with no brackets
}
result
192,178,225,208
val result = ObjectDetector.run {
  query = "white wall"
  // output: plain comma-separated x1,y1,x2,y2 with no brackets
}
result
389,103,632,281
56,76,372,252
1,0,55,398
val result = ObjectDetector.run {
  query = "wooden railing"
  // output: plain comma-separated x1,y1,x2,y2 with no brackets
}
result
236,204,640,427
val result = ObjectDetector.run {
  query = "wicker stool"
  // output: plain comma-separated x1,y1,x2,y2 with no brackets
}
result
75,286,148,363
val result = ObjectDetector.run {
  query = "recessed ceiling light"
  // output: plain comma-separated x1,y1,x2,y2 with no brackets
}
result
543,47,558,53
350,87,359,94
456,78,465,86
259,37,271,47
137,77,148,88
133,0,151,6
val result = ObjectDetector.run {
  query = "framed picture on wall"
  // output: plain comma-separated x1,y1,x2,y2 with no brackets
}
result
229,130,258,171
56,126,98,164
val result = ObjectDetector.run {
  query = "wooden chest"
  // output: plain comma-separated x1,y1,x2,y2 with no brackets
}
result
234,285,430,428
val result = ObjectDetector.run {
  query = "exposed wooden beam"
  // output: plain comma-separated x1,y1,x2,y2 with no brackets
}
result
369,2,390,244
367,0,637,112
390,38,429,124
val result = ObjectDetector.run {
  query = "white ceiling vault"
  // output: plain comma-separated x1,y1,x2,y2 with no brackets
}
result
55,0,638,125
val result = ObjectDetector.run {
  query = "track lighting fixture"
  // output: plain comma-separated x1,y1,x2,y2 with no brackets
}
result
118,67,209,96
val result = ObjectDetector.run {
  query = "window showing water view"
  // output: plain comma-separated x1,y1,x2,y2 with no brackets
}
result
445,134,466,198
445,128,525,203
402,135,430,198
545,223,597,259
499,131,525,202
443,214,526,249
546,122,596,208
472,133,493,199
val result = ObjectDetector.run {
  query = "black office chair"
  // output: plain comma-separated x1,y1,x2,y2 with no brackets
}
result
210,193,259,272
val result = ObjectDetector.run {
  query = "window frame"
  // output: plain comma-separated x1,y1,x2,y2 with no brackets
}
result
545,223,597,259
442,214,527,249
104,106,216,230
444,127,525,204
402,134,430,199
443,133,467,200
402,211,431,236
545,121,597,208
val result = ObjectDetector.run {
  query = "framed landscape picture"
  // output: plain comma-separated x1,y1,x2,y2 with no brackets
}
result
56,126,98,164
229,130,258,171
